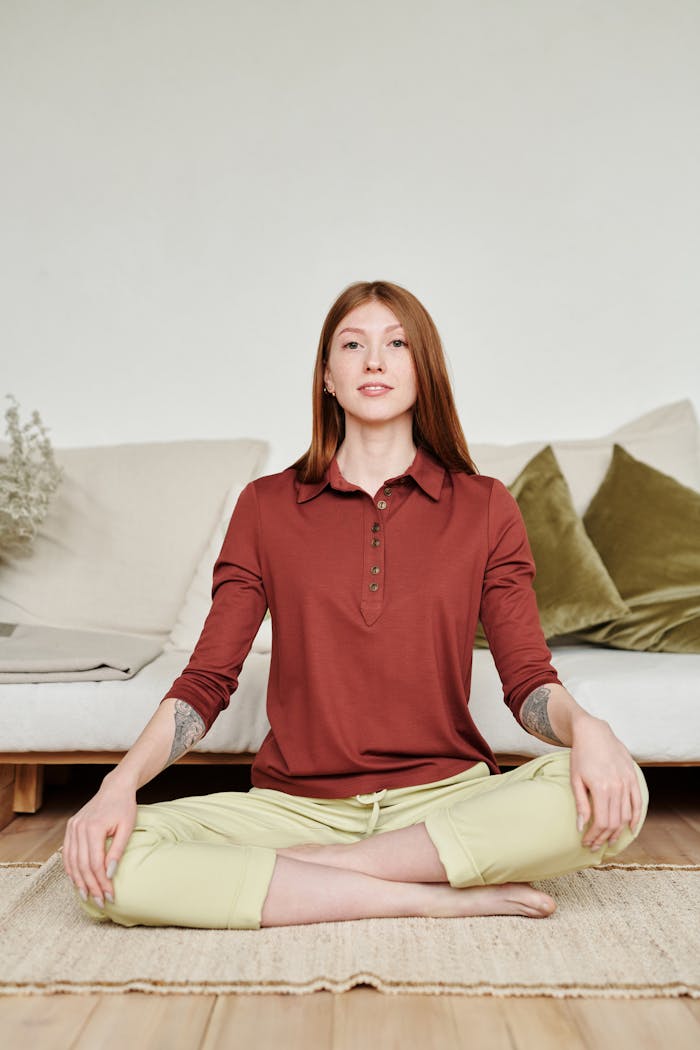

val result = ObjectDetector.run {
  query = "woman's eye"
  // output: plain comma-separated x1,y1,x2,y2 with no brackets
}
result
341,339,407,350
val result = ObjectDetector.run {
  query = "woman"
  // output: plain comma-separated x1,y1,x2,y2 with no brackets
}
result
63,280,648,929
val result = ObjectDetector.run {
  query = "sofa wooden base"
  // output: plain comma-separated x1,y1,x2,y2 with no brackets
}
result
0,752,697,829
0,752,259,827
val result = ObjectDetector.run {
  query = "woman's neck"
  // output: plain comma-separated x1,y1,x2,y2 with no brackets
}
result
335,438,418,498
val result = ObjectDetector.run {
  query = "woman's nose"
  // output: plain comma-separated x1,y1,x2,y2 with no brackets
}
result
363,348,386,368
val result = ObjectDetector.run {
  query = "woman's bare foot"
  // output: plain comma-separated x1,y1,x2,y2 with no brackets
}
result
425,880,557,919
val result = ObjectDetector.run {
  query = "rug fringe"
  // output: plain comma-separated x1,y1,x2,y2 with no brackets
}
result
0,978,698,998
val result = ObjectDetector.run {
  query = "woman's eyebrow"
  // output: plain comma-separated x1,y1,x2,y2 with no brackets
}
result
338,324,404,336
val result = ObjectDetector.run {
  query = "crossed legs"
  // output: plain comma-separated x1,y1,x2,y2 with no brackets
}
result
76,751,649,929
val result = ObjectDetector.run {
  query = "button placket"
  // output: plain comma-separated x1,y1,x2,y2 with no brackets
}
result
369,485,390,593
359,475,407,625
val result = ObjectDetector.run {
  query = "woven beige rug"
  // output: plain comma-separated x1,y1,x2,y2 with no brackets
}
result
1,851,698,998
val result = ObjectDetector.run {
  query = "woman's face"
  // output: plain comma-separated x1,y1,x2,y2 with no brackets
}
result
324,300,418,425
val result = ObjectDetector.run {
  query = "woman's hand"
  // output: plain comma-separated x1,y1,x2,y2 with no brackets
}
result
62,778,137,907
569,715,645,852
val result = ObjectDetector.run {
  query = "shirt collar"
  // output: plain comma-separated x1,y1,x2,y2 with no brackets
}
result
295,445,446,504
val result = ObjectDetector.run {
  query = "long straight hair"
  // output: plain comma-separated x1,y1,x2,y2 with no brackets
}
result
290,281,480,483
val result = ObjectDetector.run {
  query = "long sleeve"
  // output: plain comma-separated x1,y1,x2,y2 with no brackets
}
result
160,480,268,736
479,477,563,729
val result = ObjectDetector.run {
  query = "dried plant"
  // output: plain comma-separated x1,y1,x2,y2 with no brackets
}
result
0,393,64,551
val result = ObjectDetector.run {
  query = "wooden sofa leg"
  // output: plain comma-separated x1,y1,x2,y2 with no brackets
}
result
14,764,45,814
0,764,15,830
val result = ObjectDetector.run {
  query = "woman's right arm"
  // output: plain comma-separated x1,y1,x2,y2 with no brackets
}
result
64,480,266,908
62,697,205,908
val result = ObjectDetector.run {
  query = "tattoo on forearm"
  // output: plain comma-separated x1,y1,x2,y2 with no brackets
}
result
520,685,564,745
165,700,206,769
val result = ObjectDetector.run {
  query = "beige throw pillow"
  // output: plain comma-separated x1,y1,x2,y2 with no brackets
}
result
0,438,269,641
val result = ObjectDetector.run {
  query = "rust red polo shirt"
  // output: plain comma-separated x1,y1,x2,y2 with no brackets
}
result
161,445,563,797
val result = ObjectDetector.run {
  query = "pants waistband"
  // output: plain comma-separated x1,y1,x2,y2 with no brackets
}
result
354,788,388,834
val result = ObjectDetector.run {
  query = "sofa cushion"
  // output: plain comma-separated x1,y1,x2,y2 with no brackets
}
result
470,398,700,517
2,645,698,763
474,445,629,647
571,444,700,653
0,439,269,642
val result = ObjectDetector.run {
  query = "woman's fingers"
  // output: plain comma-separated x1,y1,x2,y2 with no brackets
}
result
76,824,106,907
602,793,622,848
610,790,633,844
584,777,639,850
582,786,612,850
103,821,134,895
62,784,137,906
88,827,115,903
570,774,591,834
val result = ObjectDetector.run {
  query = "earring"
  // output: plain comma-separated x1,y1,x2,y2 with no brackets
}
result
323,386,336,397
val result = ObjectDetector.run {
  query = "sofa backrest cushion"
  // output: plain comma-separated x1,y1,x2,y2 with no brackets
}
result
0,438,269,641
470,398,700,517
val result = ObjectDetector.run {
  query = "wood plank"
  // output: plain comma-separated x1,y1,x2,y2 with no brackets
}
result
0,763,15,790
0,804,72,862
332,987,464,1048
203,992,333,1049
631,807,700,864
569,998,700,1050
683,999,700,1023
73,993,216,1049
670,805,700,841
0,994,100,1047
14,763,44,812
501,999,587,1050
449,997,516,1048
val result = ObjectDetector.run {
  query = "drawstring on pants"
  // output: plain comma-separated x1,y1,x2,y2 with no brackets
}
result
354,788,387,835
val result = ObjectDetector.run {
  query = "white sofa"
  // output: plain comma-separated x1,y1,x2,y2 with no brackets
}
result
1,400,699,822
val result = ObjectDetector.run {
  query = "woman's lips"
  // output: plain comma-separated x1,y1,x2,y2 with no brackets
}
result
358,385,392,396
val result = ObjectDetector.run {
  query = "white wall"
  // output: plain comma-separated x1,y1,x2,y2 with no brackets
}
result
1,0,698,477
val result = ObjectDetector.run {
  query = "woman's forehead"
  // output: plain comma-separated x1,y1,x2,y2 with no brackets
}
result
335,303,403,336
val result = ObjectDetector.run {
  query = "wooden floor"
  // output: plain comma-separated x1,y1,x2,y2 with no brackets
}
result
1,763,699,1049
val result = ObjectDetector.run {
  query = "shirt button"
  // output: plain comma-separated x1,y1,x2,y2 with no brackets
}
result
369,582,379,592
371,538,380,547
370,565,380,574
383,486,392,496
371,522,380,532
377,499,387,510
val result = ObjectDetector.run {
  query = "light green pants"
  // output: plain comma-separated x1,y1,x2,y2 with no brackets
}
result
76,750,649,929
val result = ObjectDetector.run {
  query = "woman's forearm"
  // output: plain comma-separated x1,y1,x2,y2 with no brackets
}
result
519,682,602,747
101,698,206,794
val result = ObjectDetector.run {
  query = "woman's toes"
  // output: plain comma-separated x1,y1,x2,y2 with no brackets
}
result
503,883,557,916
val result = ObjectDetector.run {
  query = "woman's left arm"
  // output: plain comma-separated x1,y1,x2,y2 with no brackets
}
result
520,682,645,851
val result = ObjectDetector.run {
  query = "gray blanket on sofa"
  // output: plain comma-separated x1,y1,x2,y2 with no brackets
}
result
0,622,162,682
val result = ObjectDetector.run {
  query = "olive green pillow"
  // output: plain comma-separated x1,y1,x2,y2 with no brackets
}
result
568,443,700,653
474,445,630,649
